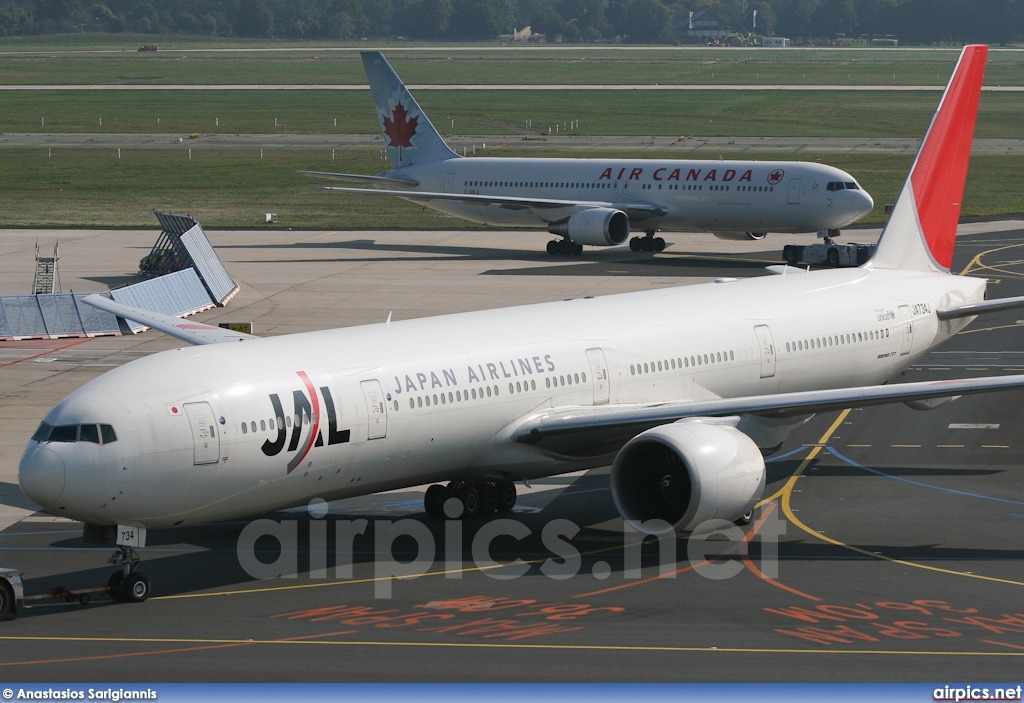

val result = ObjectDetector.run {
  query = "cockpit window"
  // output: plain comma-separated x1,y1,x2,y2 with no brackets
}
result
80,424,100,444
31,422,52,442
49,425,78,442
101,424,117,444
32,422,117,445
827,181,861,192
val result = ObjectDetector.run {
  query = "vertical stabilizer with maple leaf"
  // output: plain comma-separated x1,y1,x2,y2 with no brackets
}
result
362,52,459,170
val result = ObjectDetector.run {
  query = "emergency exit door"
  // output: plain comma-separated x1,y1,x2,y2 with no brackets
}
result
586,347,610,405
361,379,388,440
183,401,219,465
754,325,777,379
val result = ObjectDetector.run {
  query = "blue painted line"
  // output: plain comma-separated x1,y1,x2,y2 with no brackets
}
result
826,446,1024,506
765,446,811,463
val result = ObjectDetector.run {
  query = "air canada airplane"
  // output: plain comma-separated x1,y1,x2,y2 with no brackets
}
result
18,46,1024,603
301,52,874,255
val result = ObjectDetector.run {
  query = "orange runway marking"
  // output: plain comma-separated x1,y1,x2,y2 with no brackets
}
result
572,506,777,600
983,640,1024,652
741,503,821,603
0,338,92,369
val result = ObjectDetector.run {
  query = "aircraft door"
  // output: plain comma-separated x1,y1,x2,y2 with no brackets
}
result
585,347,610,405
183,401,219,465
442,173,455,193
788,178,801,204
754,324,776,379
898,305,914,356
361,379,388,440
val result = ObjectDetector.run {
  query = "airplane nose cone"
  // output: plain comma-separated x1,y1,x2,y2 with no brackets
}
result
860,188,875,214
19,445,66,507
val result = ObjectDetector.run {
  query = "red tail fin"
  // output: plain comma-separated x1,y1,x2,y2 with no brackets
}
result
869,45,987,272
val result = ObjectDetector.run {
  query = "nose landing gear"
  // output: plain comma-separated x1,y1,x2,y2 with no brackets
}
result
106,545,151,603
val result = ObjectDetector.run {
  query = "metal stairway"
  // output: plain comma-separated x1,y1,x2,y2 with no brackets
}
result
31,241,59,295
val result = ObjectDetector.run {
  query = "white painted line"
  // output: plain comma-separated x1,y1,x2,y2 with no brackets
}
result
948,423,1000,429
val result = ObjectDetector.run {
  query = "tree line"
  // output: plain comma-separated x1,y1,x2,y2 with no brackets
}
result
1,0,1020,45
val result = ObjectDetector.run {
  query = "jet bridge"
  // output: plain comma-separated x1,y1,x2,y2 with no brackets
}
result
0,212,238,341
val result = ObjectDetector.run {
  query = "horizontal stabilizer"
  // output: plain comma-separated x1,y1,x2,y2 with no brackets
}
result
296,171,419,188
936,294,1024,320
83,295,259,346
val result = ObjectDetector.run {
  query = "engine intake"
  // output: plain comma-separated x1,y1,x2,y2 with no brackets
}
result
610,421,765,534
548,208,630,246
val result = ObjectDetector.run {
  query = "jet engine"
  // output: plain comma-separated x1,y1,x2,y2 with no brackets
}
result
548,208,630,246
610,421,765,534
711,231,768,241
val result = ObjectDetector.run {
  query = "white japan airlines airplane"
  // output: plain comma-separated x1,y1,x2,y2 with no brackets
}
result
302,52,874,255
17,46,1024,603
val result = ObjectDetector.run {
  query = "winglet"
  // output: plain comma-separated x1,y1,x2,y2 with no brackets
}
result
361,52,459,169
868,45,988,273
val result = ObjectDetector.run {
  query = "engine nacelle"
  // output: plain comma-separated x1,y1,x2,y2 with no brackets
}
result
610,421,766,534
548,208,629,246
711,231,768,241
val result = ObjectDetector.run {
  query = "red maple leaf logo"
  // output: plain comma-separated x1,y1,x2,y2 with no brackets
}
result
767,169,785,186
382,103,418,149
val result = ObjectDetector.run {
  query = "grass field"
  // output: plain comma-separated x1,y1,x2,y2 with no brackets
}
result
0,147,1018,229
1,89,1022,139
0,38,1020,228
2,40,1024,86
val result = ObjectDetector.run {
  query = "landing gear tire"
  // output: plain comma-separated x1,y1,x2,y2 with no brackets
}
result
121,573,151,603
629,237,641,252
0,580,12,620
479,483,498,514
571,243,583,255
424,484,447,518
107,571,126,602
734,509,754,526
826,247,840,267
496,481,517,512
456,485,481,518
557,239,572,255
546,240,559,255
654,237,666,252
784,247,800,265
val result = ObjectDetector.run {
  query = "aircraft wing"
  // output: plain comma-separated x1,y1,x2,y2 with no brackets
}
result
83,295,259,346
316,186,667,221
513,373,1024,452
296,171,420,187
318,185,603,211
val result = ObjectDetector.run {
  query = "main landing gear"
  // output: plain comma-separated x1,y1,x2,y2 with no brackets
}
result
106,545,151,603
629,230,665,253
424,480,517,519
546,238,583,256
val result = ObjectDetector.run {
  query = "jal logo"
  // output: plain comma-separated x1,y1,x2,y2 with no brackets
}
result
767,169,785,186
262,371,350,473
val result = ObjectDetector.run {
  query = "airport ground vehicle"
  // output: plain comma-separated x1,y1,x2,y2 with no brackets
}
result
783,238,876,267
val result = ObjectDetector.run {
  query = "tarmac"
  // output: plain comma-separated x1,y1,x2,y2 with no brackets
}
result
1,223,1023,681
